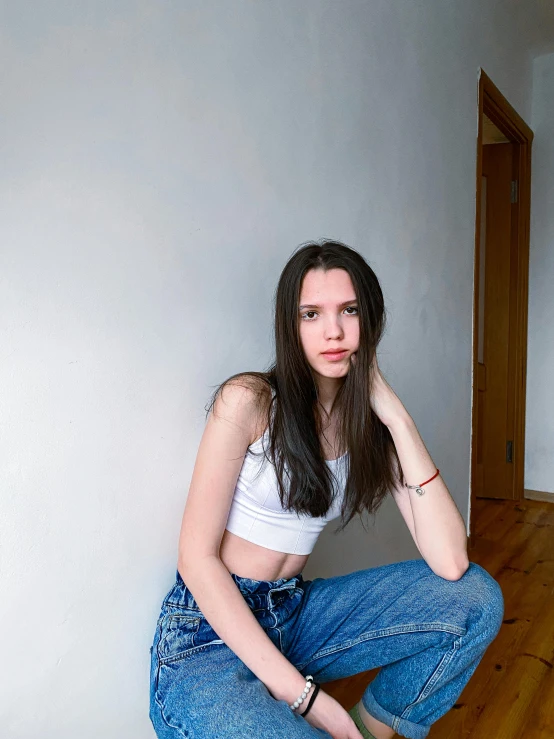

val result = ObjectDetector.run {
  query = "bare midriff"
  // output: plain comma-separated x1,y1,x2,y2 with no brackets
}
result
219,528,309,582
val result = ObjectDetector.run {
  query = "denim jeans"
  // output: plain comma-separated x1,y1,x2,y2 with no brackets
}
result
149,558,504,738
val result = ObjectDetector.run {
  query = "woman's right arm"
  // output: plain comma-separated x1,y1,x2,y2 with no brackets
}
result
178,381,362,738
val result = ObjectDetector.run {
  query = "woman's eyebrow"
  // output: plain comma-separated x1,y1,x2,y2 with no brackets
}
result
298,299,358,310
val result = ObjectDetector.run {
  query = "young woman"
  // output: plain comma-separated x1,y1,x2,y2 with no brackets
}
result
149,240,504,739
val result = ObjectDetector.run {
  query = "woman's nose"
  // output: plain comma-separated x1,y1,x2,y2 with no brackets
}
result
324,316,344,340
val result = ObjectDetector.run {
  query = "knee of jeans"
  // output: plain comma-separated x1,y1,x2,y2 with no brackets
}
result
463,562,505,638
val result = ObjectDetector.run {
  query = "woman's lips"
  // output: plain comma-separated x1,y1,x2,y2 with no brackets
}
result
321,350,348,361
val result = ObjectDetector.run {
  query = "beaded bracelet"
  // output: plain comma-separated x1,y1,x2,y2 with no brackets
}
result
289,675,313,711
300,682,320,718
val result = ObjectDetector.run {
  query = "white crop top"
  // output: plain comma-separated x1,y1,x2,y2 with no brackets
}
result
225,426,348,555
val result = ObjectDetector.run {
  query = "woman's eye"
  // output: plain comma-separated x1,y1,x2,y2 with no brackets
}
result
301,307,358,320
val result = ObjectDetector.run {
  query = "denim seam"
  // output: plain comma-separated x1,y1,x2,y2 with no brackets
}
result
153,620,165,696
270,599,283,652
153,651,162,698
275,625,284,652
400,634,463,721
154,687,189,738
297,622,467,670
164,600,201,610
158,640,226,665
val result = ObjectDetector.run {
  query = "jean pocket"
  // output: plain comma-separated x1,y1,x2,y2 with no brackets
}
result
158,614,202,663
158,613,224,664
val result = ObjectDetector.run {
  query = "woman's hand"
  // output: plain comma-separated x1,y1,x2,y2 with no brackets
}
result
351,353,410,429
301,687,364,738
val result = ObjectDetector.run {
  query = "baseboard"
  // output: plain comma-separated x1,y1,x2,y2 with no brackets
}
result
524,488,554,502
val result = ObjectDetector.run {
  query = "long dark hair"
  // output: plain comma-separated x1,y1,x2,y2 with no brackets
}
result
206,239,404,533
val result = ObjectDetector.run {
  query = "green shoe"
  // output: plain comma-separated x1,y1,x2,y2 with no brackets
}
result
348,701,377,739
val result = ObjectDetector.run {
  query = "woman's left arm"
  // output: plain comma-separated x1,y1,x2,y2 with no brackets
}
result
369,357,470,581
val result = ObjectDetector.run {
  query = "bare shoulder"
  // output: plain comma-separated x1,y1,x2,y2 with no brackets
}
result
211,373,272,447
179,375,273,565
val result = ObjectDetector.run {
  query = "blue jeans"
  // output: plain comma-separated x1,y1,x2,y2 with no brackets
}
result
149,559,503,738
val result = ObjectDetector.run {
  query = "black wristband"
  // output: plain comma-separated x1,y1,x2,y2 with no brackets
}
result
299,681,320,718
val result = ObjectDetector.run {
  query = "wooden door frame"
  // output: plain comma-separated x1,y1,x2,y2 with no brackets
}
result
469,70,534,548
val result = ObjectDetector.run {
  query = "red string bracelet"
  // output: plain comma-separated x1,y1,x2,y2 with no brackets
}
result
405,468,440,497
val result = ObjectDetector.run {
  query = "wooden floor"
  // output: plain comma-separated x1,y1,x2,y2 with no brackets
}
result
324,497,554,737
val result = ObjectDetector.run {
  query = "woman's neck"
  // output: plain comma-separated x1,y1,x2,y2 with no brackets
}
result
315,375,345,416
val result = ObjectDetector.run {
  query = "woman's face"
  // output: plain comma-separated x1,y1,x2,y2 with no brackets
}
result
298,268,360,381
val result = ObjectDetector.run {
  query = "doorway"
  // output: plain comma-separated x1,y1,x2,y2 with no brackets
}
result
469,70,533,547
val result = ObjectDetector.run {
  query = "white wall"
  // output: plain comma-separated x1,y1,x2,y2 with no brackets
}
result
1,2,552,736
525,51,554,496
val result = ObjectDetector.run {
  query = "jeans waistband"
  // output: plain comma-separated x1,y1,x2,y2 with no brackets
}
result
228,570,305,595
164,569,305,610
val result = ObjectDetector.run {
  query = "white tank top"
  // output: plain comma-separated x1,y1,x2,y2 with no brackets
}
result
224,425,348,555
